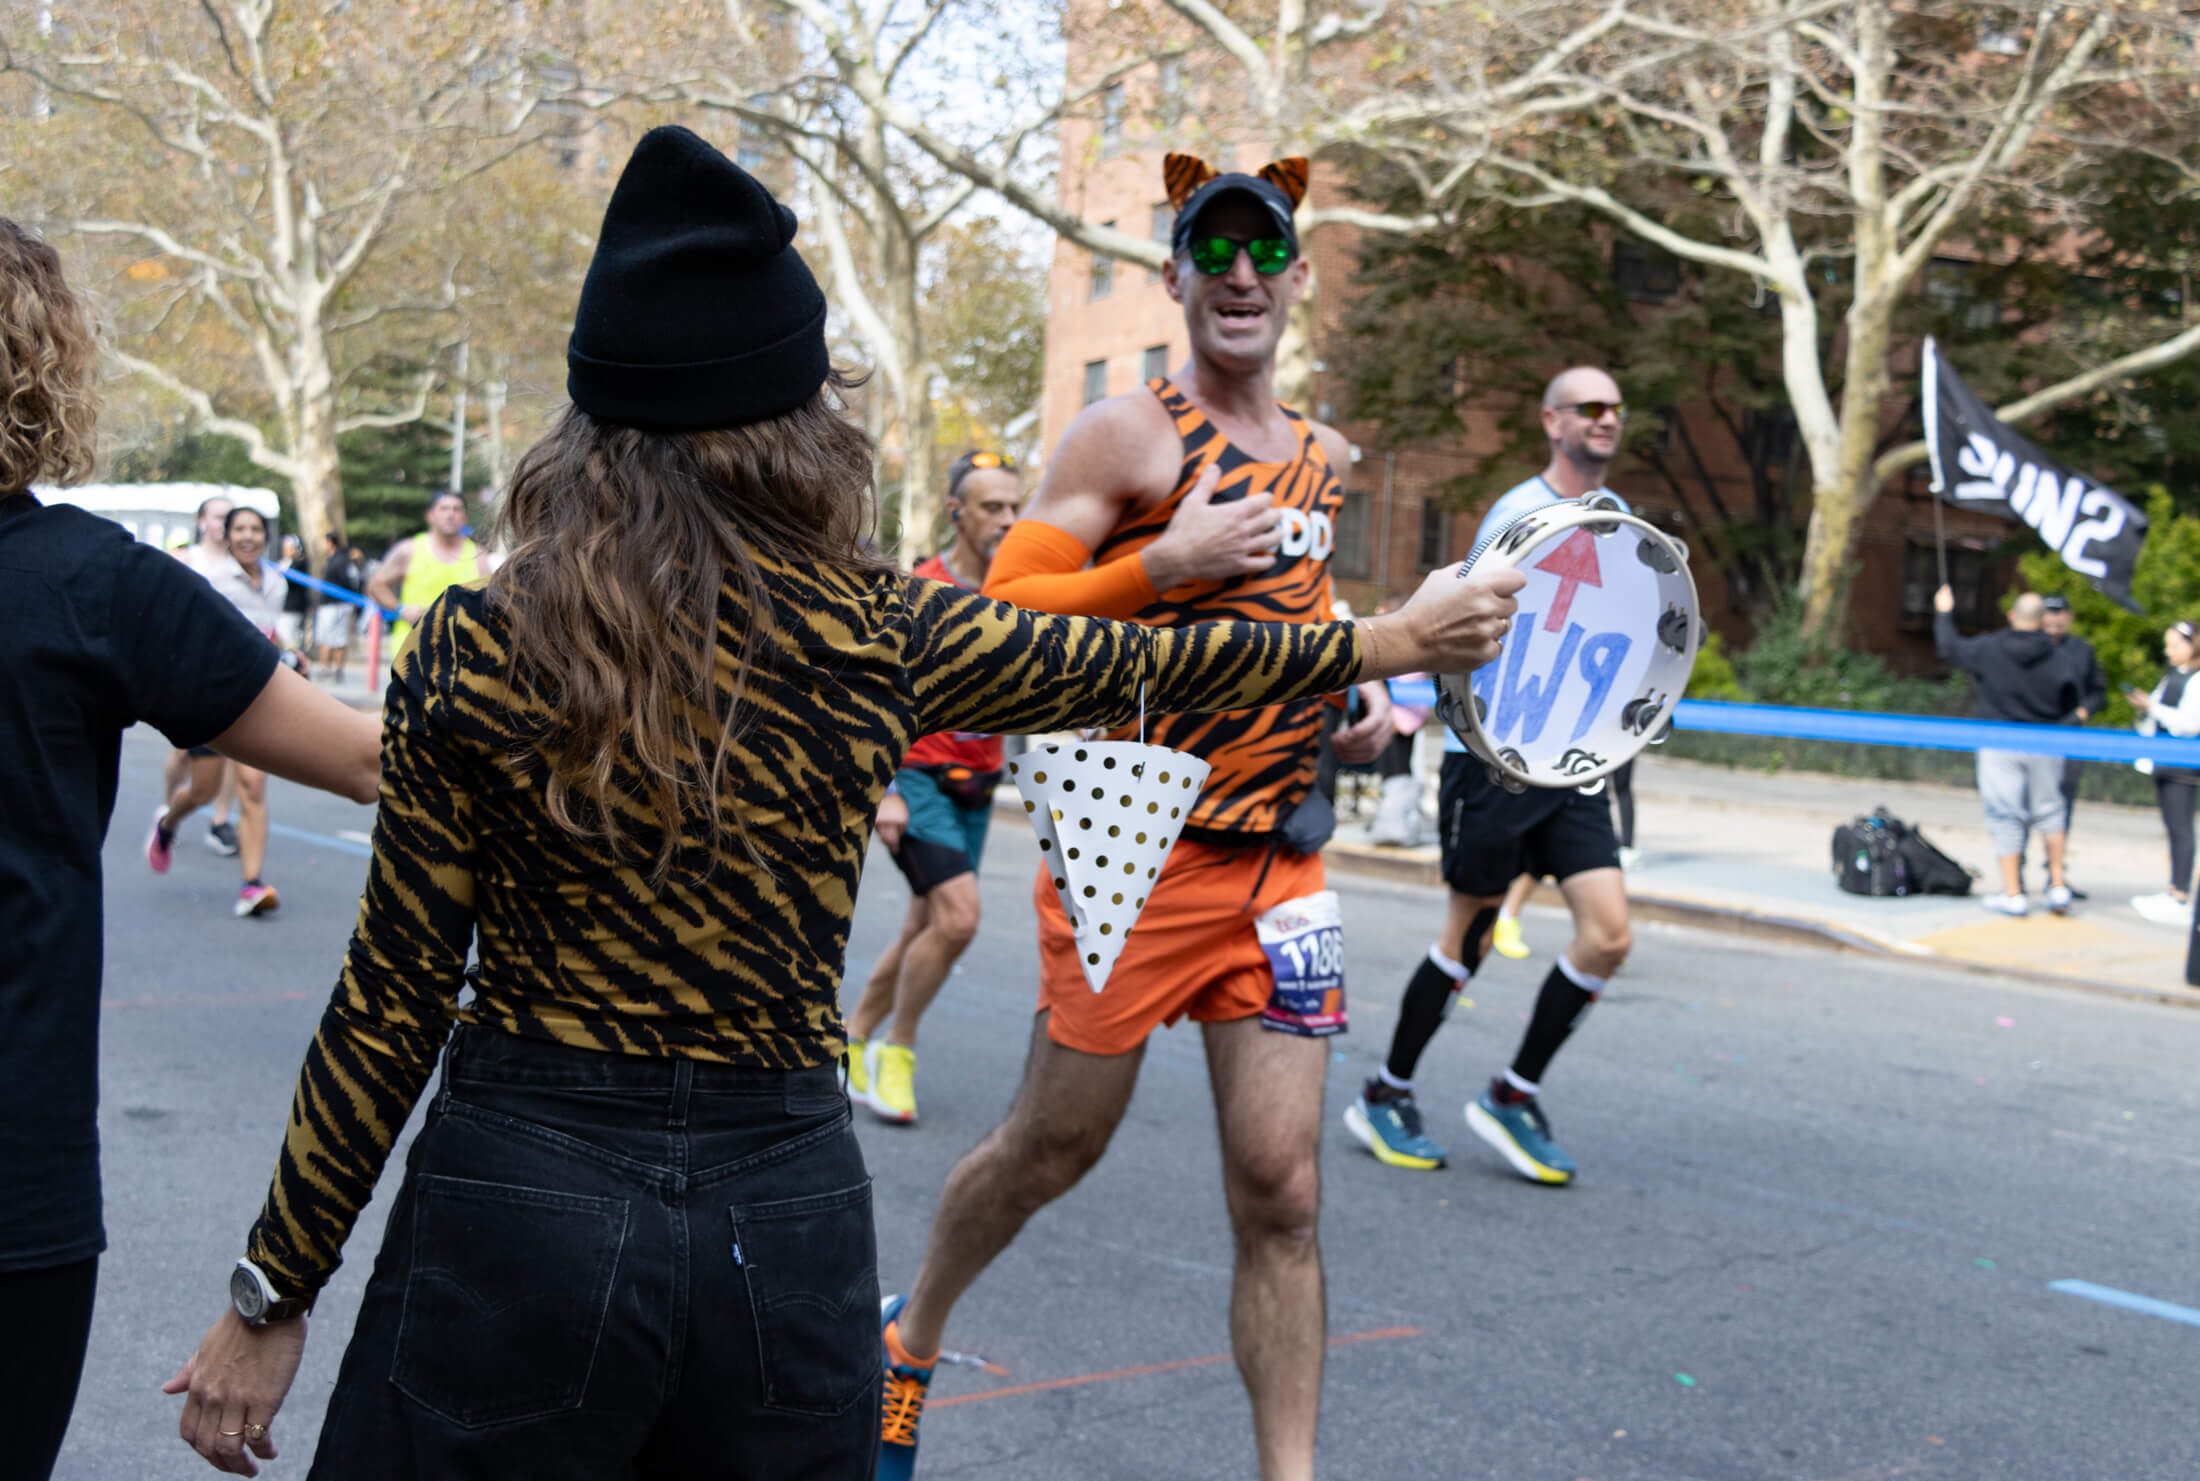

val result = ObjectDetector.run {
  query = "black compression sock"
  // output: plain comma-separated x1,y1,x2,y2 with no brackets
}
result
1383,957,1459,1084
1508,959,1601,1087
1382,909,1498,1084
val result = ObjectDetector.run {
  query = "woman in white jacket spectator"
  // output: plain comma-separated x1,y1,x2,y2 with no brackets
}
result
2131,620,2200,925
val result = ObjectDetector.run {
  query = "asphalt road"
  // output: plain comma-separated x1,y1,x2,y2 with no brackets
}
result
60,727,2200,1480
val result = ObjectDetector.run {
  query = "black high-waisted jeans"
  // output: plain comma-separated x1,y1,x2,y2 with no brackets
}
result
311,1026,879,1480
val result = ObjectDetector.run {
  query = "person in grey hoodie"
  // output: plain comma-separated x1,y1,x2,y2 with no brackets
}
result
1935,586,2079,916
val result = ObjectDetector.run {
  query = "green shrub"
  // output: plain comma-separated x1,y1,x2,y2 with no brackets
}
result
1686,630,1745,701
2019,486,2200,728
1728,596,1970,714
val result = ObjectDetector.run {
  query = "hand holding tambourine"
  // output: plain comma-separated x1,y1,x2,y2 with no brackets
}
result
1435,498,1702,792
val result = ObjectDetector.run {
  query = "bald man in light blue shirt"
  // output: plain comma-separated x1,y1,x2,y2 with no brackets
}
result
1345,366,1639,1184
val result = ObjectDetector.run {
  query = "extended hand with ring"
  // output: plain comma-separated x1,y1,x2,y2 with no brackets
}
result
166,1308,307,1476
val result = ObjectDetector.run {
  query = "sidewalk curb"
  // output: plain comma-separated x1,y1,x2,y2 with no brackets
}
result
1320,842,2200,1012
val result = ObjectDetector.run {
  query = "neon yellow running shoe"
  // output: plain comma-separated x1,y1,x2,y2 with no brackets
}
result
1492,913,1530,960
845,1036,870,1101
868,1042,918,1125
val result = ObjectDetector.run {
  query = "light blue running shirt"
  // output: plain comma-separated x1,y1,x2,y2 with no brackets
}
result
1441,475,1630,753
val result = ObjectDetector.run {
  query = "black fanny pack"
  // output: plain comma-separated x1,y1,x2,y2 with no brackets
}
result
921,764,1003,809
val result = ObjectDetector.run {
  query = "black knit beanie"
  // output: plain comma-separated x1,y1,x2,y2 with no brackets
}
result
566,125,829,430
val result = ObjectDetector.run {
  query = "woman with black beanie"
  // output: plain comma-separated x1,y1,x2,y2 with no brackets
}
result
166,125,1522,1479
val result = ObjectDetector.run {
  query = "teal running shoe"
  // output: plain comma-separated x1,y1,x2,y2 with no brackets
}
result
1466,1088,1576,1184
1343,1082,1447,1169
877,1294,934,1480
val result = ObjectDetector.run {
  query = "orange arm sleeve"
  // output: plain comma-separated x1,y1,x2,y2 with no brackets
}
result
980,519,1158,620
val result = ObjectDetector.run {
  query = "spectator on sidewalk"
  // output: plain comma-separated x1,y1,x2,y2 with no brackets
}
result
313,531,358,682
276,533,313,651
2043,594,2108,847
1934,585,2077,917
2130,620,2200,926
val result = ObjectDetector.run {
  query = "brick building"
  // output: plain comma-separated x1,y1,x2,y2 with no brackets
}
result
1034,50,2016,669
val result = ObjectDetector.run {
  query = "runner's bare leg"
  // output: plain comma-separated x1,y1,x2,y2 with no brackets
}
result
1204,1016,1327,1481
847,896,926,1042
897,1014,1144,1359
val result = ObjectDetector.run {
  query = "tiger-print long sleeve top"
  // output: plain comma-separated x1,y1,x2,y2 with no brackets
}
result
244,560,1361,1293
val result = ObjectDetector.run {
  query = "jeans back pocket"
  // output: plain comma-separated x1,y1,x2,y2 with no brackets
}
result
392,1174,630,1428
728,1179,878,1416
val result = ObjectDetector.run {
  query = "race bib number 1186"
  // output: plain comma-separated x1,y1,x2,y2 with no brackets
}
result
1255,889,1347,1037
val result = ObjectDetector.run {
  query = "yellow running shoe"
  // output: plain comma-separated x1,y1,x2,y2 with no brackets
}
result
845,1036,870,1101
869,1042,918,1125
1492,913,1530,960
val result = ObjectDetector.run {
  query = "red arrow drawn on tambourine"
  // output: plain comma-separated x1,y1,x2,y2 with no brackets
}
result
1533,527,1603,632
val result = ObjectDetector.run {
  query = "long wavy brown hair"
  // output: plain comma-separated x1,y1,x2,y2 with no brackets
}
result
0,218,101,491
491,370,883,881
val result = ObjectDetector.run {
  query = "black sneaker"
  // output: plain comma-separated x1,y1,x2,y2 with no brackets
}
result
206,820,240,857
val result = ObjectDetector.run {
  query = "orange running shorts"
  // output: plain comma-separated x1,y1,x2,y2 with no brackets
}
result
1036,837,1328,1056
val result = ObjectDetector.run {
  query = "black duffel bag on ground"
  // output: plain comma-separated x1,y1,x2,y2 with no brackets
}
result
1831,808,1974,897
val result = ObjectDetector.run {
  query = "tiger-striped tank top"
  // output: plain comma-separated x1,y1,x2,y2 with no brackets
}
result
1091,376,1345,841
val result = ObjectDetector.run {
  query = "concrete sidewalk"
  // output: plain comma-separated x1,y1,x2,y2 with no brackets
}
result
1324,754,2195,1004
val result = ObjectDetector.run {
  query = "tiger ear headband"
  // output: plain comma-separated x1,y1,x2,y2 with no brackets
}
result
1163,153,1309,211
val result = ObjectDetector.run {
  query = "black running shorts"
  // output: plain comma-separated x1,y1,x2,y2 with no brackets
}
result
1436,750,1620,898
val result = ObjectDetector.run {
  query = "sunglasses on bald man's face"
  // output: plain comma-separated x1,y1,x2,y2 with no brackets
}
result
1556,400,1627,423
1186,235,1295,276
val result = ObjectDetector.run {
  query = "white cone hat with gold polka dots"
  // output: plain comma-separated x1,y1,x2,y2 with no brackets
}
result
1008,741,1212,993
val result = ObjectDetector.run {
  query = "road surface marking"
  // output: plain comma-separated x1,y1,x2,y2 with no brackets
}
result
268,822,373,858
2049,1279,2200,1328
931,1326,1421,1410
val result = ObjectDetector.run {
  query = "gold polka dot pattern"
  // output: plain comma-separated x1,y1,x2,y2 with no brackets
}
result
1008,740,1213,993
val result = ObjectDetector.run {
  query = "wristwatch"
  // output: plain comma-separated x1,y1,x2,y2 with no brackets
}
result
230,1259,313,1325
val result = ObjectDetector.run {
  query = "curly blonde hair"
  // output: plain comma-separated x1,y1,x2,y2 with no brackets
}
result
0,218,100,490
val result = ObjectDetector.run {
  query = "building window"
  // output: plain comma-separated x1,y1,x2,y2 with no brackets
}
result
1142,343,1169,383
1922,257,1999,331
1417,500,1450,569
1157,55,1185,126
735,93,772,171
1101,83,1125,144
1742,406,1797,465
1613,239,1681,302
1899,539,1997,632
1333,489,1373,580
1090,223,1115,301
1149,200,1173,282
1083,359,1108,406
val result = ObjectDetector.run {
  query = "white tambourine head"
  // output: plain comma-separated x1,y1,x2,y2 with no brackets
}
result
1436,508,1700,789
1008,742,1212,992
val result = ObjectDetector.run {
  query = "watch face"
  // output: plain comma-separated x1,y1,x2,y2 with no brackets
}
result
230,1263,267,1322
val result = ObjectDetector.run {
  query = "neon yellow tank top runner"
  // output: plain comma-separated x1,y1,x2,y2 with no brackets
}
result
392,532,480,646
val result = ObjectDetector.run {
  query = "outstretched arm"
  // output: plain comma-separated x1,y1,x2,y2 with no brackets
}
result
915,562,1522,740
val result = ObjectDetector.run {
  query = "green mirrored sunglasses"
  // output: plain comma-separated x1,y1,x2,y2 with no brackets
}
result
1186,235,1295,275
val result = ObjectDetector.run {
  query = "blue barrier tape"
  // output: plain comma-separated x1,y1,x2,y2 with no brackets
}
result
278,565,397,623
1384,679,2200,767
1672,699,2200,767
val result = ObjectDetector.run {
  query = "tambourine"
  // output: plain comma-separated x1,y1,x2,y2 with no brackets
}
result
1435,498,1701,791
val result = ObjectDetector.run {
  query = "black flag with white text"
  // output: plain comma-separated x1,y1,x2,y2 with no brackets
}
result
1923,337,2148,611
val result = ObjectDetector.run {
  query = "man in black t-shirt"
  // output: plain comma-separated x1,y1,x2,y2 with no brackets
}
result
0,216,382,1481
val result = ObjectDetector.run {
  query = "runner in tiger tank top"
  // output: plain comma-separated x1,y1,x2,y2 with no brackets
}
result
875,152,1396,1481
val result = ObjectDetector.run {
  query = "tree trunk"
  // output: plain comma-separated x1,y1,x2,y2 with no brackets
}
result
1275,261,1318,411
896,368,940,568
291,389,344,560
1797,295,1896,639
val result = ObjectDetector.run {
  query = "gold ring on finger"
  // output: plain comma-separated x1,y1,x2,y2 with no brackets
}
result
218,1429,245,1437
245,1423,268,1440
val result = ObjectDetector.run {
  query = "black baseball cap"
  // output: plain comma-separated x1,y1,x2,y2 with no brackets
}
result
2041,594,2071,612
1173,175,1299,257
1165,155,1307,258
